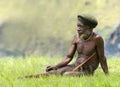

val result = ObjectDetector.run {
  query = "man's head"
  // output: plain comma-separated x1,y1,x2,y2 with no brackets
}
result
77,14,98,29
77,14,98,39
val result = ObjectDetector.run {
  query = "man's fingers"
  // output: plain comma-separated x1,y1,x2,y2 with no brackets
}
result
46,66,51,68
46,66,53,72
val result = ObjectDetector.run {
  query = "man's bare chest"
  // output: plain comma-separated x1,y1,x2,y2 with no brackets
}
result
76,40,96,54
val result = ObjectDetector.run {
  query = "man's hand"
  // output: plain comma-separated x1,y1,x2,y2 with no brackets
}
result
46,66,57,72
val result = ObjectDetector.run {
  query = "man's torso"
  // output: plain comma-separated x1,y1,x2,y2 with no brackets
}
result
74,32,99,72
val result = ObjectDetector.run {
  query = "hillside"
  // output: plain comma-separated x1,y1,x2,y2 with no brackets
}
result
0,0,120,57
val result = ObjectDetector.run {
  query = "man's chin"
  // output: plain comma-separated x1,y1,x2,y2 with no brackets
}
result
77,32,83,35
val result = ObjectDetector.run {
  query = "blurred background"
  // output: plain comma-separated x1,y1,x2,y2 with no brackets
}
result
0,0,119,57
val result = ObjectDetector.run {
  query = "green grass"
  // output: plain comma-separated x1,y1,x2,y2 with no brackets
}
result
0,57,120,87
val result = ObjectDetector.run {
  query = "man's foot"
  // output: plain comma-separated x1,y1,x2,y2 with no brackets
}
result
18,72,50,79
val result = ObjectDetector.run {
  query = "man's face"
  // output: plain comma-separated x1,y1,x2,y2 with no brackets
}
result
77,20,91,35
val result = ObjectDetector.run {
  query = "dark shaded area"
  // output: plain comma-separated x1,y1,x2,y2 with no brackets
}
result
0,20,70,57
105,24,120,56
0,49,25,57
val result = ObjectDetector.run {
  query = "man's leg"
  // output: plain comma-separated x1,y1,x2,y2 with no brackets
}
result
56,65,75,75
56,65,85,76
63,71,85,76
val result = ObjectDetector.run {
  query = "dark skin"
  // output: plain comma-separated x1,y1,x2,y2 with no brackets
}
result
46,20,109,75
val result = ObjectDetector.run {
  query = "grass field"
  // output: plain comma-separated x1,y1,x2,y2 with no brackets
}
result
0,56,120,87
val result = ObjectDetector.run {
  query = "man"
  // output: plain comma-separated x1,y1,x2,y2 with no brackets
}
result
20,14,108,78
46,14,109,76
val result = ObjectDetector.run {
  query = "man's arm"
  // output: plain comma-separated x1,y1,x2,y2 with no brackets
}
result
96,35,109,74
54,35,77,68
54,42,77,68
46,35,77,72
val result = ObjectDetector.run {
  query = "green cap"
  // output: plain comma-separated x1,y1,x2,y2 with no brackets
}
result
78,14,98,28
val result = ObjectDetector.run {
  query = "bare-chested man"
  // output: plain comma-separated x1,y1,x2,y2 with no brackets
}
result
45,14,109,76
21,14,108,78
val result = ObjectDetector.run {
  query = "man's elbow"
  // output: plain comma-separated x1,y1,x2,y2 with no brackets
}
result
65,57,72,63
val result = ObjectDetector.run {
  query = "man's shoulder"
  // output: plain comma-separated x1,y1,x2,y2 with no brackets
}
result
93,32,103,40
71,33,79,44
93,32,104,43
72,33,79,40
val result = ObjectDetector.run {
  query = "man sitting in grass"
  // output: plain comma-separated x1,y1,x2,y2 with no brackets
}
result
45,14,109,76
22,14,109,78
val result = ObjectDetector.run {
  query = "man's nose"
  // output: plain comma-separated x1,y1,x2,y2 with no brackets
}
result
77,28,81,31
